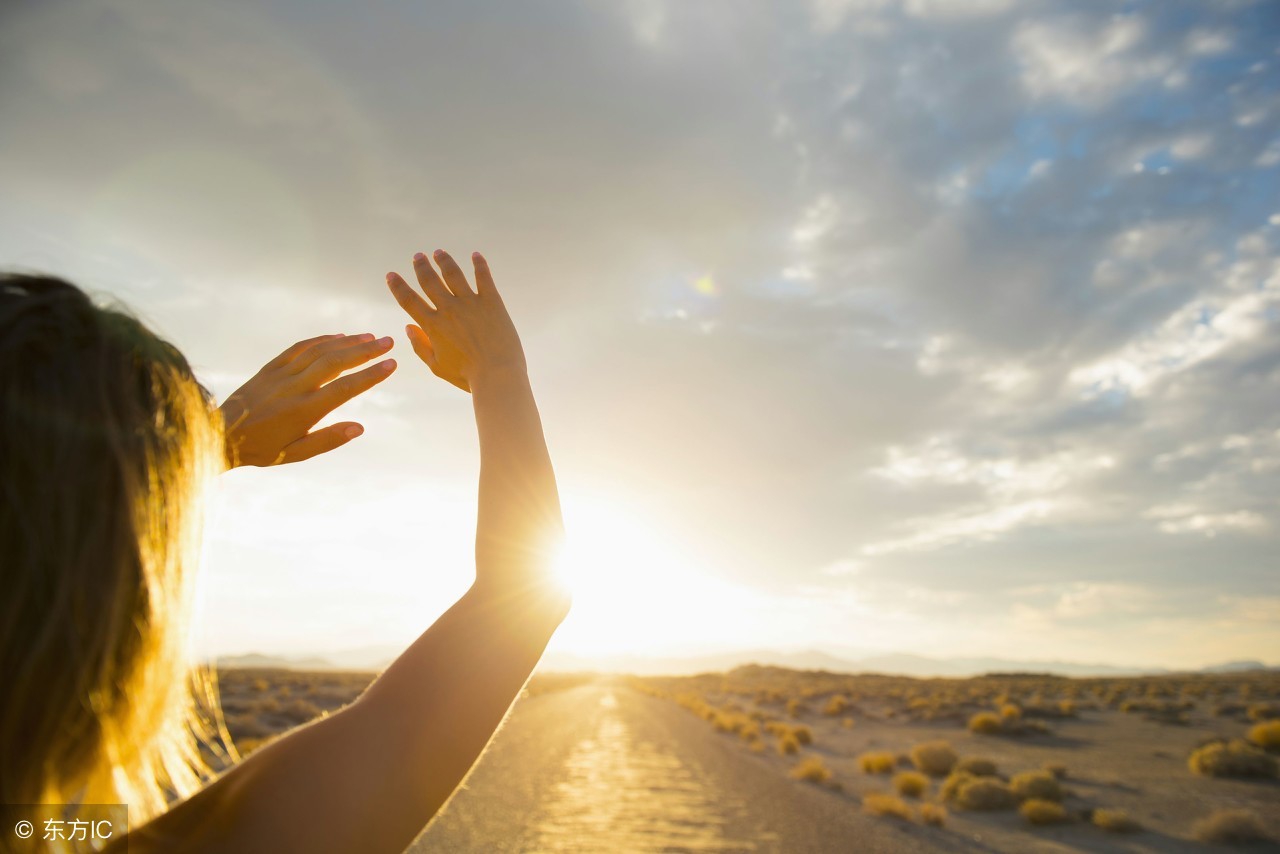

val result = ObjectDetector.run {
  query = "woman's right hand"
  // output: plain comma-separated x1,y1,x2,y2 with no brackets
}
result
385,249,526,393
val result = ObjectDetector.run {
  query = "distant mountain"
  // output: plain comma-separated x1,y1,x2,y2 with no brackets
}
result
216,647,1276,678
217,652,338,671
1198,659,1272,673
540,650,1273,678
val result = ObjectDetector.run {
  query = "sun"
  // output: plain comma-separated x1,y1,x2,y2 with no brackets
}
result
547,493,759,659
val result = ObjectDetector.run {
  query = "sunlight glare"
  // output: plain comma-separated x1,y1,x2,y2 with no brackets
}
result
548,494,761,658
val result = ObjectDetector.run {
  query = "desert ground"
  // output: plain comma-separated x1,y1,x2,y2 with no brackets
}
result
216,667,1280,852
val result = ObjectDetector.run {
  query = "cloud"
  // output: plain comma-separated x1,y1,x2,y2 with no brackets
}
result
2,0,1278,664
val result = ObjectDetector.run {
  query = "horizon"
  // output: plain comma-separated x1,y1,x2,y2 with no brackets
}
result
212,642,1279,679
3,0,1278,671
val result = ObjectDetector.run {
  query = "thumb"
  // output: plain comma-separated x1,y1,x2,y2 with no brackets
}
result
406,324,440,371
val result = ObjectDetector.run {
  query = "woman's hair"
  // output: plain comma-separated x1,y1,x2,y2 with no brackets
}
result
0,274,229,831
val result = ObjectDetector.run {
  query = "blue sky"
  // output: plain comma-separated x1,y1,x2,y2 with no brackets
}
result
1,0,1277,668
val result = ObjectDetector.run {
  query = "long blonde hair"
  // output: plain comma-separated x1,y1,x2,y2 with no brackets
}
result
0,274,230,837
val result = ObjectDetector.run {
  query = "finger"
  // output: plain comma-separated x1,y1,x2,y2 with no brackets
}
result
296,336,394,384
407,324,470,392
277,422,365,465
265,334,344,370
412,252,453,306
386,272,436,328
433,249,476,297
290,333,377,374
471,252,498,297
312,357,397,411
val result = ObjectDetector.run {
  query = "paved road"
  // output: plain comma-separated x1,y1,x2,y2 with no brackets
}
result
409,684,959,853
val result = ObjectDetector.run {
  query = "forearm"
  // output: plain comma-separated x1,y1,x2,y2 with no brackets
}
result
127,584,566,854
470,368,565,594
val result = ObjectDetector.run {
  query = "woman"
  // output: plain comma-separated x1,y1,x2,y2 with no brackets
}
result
0,249,571,853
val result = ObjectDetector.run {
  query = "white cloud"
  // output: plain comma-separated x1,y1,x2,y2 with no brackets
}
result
1013,15,1171,106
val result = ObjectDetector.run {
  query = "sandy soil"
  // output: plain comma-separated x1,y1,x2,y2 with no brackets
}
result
218,669,1280,852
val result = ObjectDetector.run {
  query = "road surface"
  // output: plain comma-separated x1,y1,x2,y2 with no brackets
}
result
409,683,959,853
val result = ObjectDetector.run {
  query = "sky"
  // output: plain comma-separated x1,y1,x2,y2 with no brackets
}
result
1,0,1277,670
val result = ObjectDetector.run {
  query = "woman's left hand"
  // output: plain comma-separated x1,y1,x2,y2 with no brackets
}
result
218,333,397,467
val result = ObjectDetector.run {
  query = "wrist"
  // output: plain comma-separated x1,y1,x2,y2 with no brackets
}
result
468,364,530,395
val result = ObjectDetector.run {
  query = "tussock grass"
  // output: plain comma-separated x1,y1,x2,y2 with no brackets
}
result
955,756,998,777
1188,739,1278,778
1191,809,1271,844
791,724,813,746
858,751,897,774
790,755,833,784
1020,799,1068,825
863,793,913,821
824,695,850,716
1092,808,1141,833
777,733,800,755
1010,770,1063,802
968,712,1003,734
942,773,1018,811
893,770,929,798
910,740,958,777
920,803,947,826
1248,720,1280,751
1247,704,1280,721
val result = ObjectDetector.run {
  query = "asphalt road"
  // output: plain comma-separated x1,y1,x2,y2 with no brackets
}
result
408,683,958,853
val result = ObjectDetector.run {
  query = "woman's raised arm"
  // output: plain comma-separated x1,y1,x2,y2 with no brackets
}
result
118,250,570,854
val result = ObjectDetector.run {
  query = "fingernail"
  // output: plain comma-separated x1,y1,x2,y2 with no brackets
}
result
345,425,363,438
433,249,445,258
376,335,393,347
413,252,426,262
357,332,375,342
385,272,396,284
472,251,482,261
379,358,397,371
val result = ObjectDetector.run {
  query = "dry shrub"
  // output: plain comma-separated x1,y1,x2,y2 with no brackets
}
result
1248,704,1280,721
893,771,928,798
824,695,850,716
790,756,833,784
858,751,897,774
910,740,958,777
969,712,1003,734
1092,808,1141,834
863,793,913,821
746,737,766,754
1188,739,1278,778
1010,770,1063,802
1000,703,1023,723
940,772,971,802
841,717,856,729
778,733,800,755
920,803,947,826
786,698,808,718
955,756,998,777
1021,799,1068,825
1248,720,1280,751
792,724,813,746
1191,809,1271,844
944,774,1018,811
1043,762,1067,780
282,698,322,724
